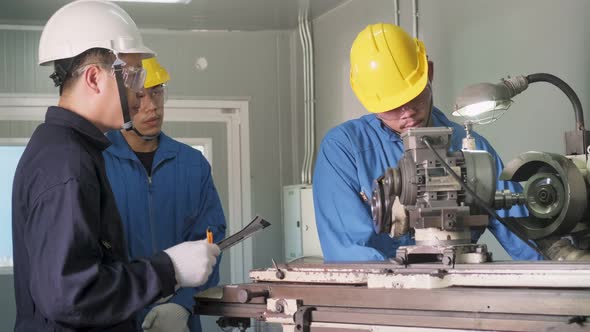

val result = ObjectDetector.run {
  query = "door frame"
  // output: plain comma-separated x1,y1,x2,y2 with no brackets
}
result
0,93,253,283
175,137,213,166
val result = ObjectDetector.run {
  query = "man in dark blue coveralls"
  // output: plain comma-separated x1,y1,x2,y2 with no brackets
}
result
11,1,220,331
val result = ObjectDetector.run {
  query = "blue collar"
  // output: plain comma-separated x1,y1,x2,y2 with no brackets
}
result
105,130,178,164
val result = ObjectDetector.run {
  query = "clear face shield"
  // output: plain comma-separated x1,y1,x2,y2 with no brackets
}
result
71,58,146,92
109,55,161,140
111,58,146,93
106,56,149,135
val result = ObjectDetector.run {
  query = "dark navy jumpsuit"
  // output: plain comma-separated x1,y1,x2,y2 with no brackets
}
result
12,107,177,331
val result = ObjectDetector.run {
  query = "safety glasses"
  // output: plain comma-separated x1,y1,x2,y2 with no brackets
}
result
137,84,167,105
378,85,432,120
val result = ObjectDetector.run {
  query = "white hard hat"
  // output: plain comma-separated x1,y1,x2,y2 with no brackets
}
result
38,0,154,66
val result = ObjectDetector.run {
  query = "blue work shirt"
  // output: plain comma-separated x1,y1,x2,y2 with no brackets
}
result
313,107,543,262
103,131,226,332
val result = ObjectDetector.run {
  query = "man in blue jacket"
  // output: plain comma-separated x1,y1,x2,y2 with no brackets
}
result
12,1,220,331
313,23,543,262
103,56,226,332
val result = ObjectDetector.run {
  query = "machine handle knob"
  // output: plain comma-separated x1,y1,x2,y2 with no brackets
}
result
237,289,269,303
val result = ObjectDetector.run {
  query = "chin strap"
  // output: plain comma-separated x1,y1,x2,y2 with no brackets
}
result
424,95,434,128
424,82,434,127
132,127,159,141
113,62,133,130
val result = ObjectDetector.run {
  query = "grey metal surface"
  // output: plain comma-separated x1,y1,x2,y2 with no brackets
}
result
565,130,590,155
246,261,590,289
372,128,495,237
306,309,589,332
196,261,590,330
463,150,496,208
396,243,489,266
371,127,498,264
196,280,590,331
524,172,565,219
255,260,590,271
501,151,588,239
494,189,526,210
538,238,590,261
199,283,590,314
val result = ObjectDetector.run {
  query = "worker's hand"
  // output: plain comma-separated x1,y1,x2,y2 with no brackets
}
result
164,239,220,287
142,303,190,332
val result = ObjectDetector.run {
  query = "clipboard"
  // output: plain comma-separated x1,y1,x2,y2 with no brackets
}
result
216,215,271,251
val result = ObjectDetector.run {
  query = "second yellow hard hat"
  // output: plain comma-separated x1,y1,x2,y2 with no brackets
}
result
142,57,170,89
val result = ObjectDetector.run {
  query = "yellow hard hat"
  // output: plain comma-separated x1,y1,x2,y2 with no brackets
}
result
350,23,428,114
142,57,170,89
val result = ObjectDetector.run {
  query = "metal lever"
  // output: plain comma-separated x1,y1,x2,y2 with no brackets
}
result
216,215,271,251
237,288,269,303
272,258,285,279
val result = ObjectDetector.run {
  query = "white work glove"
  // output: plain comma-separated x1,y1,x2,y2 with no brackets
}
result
164,239,220,288
390,197,410,238
142,303,190,332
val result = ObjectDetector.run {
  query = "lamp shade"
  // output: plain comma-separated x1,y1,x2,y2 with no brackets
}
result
453,82,514,124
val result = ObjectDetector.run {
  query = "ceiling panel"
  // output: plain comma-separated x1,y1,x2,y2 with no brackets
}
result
0,0,348,30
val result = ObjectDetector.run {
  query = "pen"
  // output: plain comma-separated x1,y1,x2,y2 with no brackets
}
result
207,227,214,244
